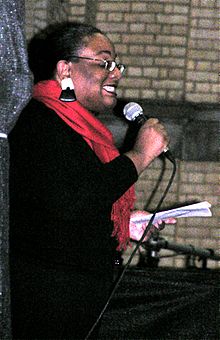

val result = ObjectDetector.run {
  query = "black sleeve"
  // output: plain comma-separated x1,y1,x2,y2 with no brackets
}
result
9,100,138,221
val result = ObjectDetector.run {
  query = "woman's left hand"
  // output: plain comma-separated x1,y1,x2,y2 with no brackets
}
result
129,210,176,242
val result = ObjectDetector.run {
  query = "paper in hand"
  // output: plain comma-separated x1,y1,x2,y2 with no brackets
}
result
130,201,212,225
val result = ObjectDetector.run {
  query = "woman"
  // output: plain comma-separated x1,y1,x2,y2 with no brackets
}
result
9,22,174,339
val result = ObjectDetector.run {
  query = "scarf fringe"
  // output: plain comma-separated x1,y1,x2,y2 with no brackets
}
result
111,187,135,250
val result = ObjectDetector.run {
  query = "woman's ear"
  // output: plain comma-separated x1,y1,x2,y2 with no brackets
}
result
56,60,76,102
56,60,70,82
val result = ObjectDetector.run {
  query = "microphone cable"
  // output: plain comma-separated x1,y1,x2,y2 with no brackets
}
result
84,155,177,340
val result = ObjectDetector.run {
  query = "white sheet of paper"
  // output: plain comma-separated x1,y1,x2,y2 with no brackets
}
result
130,201,212,224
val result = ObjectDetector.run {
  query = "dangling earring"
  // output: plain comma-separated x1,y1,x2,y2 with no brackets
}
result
59,78,76,102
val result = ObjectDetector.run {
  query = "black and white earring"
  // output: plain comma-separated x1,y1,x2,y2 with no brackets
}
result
59,78,76,102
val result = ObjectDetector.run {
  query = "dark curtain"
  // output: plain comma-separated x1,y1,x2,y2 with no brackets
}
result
99,268,220,340
0,1,32,338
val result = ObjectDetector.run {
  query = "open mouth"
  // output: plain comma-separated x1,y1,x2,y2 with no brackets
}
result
103,85,117,95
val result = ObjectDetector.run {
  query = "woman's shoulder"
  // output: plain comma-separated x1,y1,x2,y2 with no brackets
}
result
11,98,67,131
9,98,85,146
21,98,56,120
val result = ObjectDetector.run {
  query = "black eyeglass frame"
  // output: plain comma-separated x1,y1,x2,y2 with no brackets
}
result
67,55,126,74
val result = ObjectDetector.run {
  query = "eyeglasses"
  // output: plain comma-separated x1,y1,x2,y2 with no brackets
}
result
68,55,126,74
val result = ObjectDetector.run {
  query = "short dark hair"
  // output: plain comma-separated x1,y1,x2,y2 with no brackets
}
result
28,21,103,83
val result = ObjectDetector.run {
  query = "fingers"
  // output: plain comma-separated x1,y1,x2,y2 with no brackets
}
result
146,117,159,126
125,117,170,174
143,118,170,149
130,218,177,242
151,119,170,145
158,221,166,230
154,218,177,230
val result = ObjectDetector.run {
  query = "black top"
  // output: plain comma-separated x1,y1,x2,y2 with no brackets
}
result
9,99,138,273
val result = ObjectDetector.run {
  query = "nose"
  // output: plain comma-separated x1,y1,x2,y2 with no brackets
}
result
109,66,123,80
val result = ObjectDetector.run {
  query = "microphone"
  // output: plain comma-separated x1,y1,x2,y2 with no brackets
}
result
123,102,175,163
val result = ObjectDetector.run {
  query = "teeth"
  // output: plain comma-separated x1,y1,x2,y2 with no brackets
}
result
103,85,116,93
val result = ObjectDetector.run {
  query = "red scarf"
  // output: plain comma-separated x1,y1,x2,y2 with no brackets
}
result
33,80,135,250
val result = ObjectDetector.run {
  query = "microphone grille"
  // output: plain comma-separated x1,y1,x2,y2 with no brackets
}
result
123,102,143,121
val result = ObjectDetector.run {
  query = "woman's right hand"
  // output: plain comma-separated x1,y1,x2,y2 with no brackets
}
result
125,118,169,174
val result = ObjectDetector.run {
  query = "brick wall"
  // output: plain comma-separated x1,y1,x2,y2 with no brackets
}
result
95,0,219,104
25,0,69,38
24,0,220,268
25,0,219,104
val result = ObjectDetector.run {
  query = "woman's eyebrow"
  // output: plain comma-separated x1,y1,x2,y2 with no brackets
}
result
96,50,117,58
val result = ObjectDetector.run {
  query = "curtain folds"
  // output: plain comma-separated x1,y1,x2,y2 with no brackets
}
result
99,268,219,339
0,1,32,338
